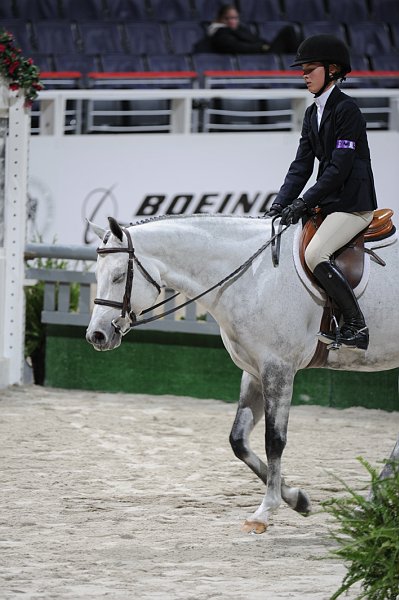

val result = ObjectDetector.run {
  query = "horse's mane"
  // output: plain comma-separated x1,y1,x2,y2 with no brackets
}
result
128,213,267,228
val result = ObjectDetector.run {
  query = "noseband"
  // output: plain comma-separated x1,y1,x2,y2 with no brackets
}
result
94,227,161,334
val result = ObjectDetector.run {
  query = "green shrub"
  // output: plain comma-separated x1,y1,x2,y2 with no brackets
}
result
322,458,399,600
25,256,80,384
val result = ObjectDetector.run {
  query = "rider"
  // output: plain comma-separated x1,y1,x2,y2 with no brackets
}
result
267,34,377,351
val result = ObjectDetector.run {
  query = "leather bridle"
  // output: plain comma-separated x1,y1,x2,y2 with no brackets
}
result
94,227,161,335
94,221,290,336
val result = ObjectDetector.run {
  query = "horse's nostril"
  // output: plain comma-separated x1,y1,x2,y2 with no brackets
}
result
92,330,105,343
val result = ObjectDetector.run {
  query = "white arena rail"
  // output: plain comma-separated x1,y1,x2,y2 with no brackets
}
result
33,88,399,136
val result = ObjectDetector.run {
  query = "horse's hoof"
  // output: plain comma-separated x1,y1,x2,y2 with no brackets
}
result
241,520,268,534
294,490,312,516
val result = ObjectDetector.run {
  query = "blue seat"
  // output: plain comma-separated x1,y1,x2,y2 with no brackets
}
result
256,21,291,42
371,0,399,22
14,0,62,19
280,54,296,67
53,53,99,73
0,20,33,54
391,24,399,48
0,1,16,18
351,54,370,70
238,0,282,22
124,23,169,54
32,21,79,54
191,53,236,72
147,0,195,21
348,22,393,55
61,0,106,20
78,22,126,54
327,0,369,23
101,54,145,72
237,54,280,71
30,53,54,71
168,22,205,54
193,0,233,22
147,54,191,71
302,22,347,43
283,0,327,22
104,0,149,20
371,54,399,87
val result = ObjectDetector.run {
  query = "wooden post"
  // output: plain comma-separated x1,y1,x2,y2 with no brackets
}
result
0,81,30,387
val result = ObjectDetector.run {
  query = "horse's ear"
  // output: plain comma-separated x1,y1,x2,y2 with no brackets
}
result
87,220,106,240
108,217,123,242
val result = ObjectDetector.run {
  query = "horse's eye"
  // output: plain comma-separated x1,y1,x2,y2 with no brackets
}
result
112,273,125,284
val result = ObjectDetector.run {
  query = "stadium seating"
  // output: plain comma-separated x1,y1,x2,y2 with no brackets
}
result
238,0,282,23
124,22,170,54
347,22,393,56
167,22,205,54
61,0,107,20
0,0,17,19
302,22,347,43
100,54,146,72
327,0,369,23
371,0,399,22
77,22,126,54
14,0,62,20
282,0,327,22
105,0,149,21
237,54,281,71
147,54,192,72
191,53,236,72
257,21,297,45
147,0,195,22
0,0,398,96
32,21,79,54
0,20,33,54
193,0,235,23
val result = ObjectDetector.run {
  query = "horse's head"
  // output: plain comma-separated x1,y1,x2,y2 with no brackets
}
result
86,217,161,351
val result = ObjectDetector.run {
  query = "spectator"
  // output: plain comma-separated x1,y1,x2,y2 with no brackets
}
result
201,4,299,54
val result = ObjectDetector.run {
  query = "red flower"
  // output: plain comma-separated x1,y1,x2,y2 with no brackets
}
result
9,83,19,90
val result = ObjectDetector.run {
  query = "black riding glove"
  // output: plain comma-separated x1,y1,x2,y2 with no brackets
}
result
280,198,308,225
264,202,283,218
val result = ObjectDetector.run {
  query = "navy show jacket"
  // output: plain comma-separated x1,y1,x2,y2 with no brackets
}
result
274,86,377,215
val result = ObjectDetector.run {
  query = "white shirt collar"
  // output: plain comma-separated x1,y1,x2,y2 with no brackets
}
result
315,84,335,110
315,85,335,127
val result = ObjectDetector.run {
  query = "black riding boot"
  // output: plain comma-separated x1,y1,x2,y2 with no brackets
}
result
313,261,369,350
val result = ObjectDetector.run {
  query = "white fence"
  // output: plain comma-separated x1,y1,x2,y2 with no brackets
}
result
33,88,399,135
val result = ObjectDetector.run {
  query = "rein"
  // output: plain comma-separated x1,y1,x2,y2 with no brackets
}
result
94,219,289,335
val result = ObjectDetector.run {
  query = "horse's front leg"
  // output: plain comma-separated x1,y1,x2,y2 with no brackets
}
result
231,371,311,521
243,362,298,534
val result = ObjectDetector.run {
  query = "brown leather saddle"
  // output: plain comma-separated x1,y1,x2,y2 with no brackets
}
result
302,208,395,367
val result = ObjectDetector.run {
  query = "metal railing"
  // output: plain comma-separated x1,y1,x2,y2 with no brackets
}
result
24,243,219,335
32,87,399,135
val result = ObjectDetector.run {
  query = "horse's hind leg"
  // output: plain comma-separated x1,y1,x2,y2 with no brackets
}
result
379,434,399,479
230,372,311,522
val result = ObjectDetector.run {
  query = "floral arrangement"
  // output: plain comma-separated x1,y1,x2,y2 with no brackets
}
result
0,29,43,106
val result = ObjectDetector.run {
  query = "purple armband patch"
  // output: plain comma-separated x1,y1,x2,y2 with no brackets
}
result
336,139,356,150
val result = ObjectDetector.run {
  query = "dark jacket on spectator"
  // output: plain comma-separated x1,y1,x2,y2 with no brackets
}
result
207,23,266,54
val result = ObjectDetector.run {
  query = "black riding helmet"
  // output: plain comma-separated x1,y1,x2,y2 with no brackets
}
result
291,34,351,96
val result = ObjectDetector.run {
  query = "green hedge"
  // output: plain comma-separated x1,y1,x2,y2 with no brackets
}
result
45,326,398,410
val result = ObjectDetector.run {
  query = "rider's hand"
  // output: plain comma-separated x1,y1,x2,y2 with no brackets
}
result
280,198,308,225
264,202,283,218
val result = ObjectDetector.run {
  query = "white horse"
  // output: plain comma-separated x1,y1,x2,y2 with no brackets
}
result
86,214,399,533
